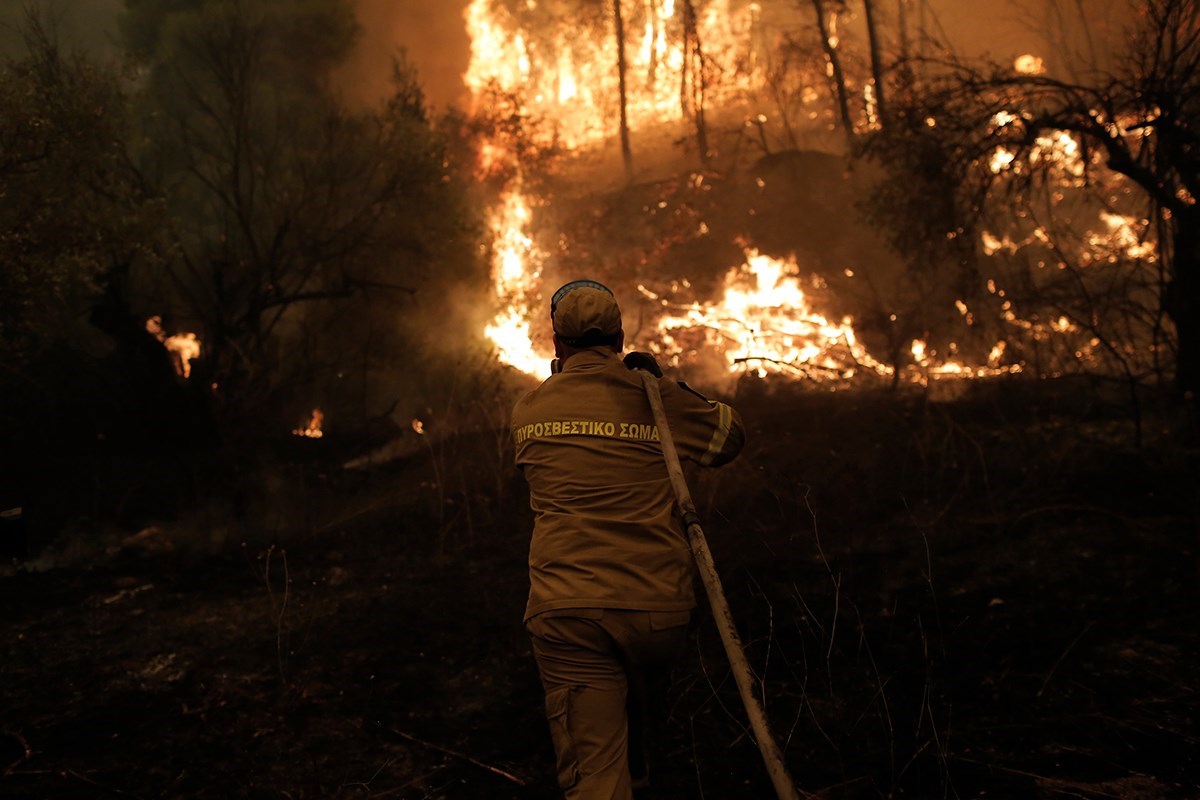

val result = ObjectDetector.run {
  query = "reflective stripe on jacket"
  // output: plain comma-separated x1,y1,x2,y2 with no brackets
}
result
512,348,745,620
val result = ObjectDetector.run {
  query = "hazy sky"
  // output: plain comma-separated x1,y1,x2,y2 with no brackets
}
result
1,0,1132,108
345,0,1134,109
343,0,472,109
918,0,1130,72
0,0,125,56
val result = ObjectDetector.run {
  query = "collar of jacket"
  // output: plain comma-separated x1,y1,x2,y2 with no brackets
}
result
560,348,620,372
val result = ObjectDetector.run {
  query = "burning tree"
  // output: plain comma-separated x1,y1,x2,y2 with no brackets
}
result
465,0,773,161
467,1,885,376
466,0,1171,389
866,0,1200,398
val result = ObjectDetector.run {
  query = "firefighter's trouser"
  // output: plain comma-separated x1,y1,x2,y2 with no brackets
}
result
526,608,691,800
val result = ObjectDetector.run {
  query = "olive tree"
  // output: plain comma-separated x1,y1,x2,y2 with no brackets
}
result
0,17,157,366
121,0,477,424
864,0,1200,399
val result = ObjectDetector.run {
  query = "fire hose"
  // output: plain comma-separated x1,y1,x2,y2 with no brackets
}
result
636,369,802,800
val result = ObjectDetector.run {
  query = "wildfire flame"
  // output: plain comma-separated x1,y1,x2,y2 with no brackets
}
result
293,408,325,439
464,4,1125,387
646,250,1023,382
1014,54,1046,75
466,0,768,378
146,316,201,379
465,0,761,149
988,116,1087,180
648,250,888,379
1094,211,1156,260
481,188,550,376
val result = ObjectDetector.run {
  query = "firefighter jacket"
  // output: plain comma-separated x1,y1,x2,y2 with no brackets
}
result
512,348,745,620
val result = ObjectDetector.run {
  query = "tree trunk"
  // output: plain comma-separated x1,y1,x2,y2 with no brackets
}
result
680,0,709,165
614,0,634,183
917,0,928,59
648,0,659,89
895,0,916,99
810,0,855,148
1166,213,1200,397
863,0,887,127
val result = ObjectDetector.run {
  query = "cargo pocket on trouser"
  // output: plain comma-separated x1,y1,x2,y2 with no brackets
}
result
544,686,579,790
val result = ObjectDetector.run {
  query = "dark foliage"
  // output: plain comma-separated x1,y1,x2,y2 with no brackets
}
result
2,379,1196,799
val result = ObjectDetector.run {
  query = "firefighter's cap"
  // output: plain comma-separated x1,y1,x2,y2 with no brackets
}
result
551,280,622,347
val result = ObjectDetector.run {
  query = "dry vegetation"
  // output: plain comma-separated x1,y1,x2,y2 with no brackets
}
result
3,376,1196,800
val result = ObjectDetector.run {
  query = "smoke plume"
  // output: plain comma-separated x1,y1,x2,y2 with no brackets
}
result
341,0,472,109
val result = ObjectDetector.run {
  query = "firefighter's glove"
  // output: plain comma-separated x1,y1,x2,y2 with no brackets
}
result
623,351,663,378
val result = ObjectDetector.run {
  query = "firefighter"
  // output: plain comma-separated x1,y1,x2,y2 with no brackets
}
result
512,279,745,799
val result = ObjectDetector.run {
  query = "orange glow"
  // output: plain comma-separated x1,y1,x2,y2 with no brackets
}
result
1093,211,1156,260
462,4,1114,388
1014,54,1046,75
911,338,928,365
146,316,201,379
464,0,762,148
648,250,889,379
164,335,201,379
293,409,325,439
481,188,550,376
646,251,1024,382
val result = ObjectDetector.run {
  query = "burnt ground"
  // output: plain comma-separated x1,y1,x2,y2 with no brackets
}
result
2,378,1198,800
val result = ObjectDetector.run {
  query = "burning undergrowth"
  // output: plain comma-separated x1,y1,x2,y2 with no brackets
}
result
469,100,1168,391
462,0,1175,400
474,148,1035,393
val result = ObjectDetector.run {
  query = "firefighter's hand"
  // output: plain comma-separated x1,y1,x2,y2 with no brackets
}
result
623,351,662,377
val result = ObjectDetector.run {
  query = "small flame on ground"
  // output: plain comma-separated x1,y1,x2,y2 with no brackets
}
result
147,316,201,379
164,335,201,379
1014,54,1046,75
911,338,928,365
293,409,325,439
412,419,425,435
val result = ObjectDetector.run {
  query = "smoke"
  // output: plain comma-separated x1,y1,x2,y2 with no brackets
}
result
904,0,1131,75
0,0,474,111
0,0,124,57
341,0,472,109
1,1,1134,109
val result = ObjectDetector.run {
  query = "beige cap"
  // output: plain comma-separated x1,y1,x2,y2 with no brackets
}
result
551,283,622,345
